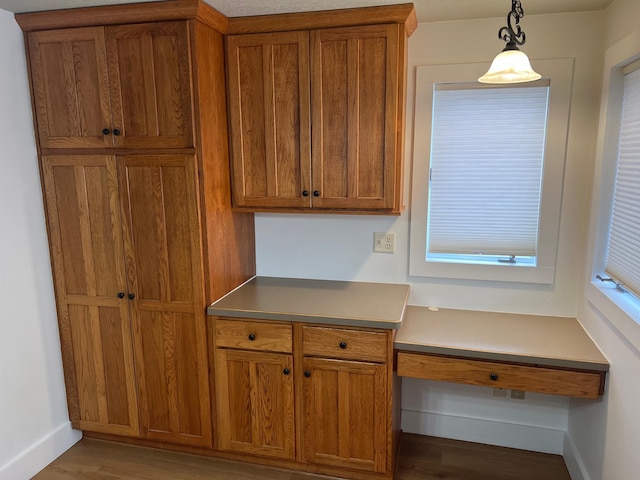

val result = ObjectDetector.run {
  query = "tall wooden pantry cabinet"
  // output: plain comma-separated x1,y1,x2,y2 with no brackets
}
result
17,0,255,448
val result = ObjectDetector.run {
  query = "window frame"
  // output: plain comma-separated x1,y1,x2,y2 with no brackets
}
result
409,59,574,285
587,29,640,351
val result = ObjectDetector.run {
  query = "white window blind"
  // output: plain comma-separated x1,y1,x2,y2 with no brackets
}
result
605,67,640,296
427,84,550,258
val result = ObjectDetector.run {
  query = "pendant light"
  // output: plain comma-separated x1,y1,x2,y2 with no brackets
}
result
478,0,541,84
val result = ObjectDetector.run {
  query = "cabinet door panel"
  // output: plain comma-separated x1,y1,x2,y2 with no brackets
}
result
311,25,399,210
29,28,113,148
42,155,138,437
227,32,311,208
119,154,210,447
106,22,194,149
302,357,386,473
216,349,295,459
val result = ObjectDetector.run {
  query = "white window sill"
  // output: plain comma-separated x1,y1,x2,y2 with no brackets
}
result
586,280,640,352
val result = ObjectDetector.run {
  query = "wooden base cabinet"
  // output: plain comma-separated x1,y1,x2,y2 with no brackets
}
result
301,358,388,473
213,318,397,480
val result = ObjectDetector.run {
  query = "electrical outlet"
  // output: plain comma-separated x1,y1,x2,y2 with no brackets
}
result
511,389,526,400
374,232,395,253
493,388,507,398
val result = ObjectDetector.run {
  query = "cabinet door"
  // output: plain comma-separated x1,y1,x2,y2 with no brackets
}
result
215,349,295,459
29,28,113,148
311,25,400,210
301,357,387,473
119,154,210,447
106,22,194,149
226,31,311,208
41,155,139,437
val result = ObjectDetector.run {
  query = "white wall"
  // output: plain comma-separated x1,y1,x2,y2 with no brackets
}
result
569,0,640,479
0,9,81,479
256,11,604,455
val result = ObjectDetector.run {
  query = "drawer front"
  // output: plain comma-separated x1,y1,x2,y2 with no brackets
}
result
215,318,292,353
302,326,388,363
396,352,605,399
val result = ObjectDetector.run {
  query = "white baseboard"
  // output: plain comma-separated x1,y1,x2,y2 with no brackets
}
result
0,422,82,480
401,409,565,455
563,432,590,480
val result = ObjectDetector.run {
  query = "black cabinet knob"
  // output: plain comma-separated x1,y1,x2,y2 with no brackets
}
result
128,293,136,300
102,128,111,135
117,292,125,299
283,368,290,375
490,373,498,381
302,190,309,197
304,370,311,378
248,333,256,341
339,341,347,349
313,190,320,197
113,128,121,136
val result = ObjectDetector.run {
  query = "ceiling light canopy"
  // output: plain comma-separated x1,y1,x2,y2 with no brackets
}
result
478,0,541,84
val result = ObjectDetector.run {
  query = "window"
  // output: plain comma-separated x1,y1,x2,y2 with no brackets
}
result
409,59,573,284
601,63,640,297
588,44,640,350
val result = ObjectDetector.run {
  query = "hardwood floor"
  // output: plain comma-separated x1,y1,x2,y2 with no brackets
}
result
33,433,570,480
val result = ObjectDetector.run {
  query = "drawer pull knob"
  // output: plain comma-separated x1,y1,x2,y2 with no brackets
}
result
117,292,125,299
302,190,309,197
304,370,311,378
313,190,320,197
128,293,135,300
248,333,256,341
490,373,499,381
283,368,290,375
102,128,111,135
339,341,347,349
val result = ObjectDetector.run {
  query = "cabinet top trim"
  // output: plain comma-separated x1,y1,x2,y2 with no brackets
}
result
226,3,417,36
16,0,227,33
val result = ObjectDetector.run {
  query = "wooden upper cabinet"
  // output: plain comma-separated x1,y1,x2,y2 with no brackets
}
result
106,22,194,149
226,23,406,213
28,22,193,149
41,155,139,437
226,31,311,208
311,25,400,211
29,29,113,149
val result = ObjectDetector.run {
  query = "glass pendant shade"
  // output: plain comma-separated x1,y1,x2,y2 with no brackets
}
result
478,49,541,84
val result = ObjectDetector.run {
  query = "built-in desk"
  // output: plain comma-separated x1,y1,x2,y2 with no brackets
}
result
395,306,609,399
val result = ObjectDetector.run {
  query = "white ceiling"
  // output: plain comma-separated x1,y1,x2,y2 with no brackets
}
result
0,0,615,22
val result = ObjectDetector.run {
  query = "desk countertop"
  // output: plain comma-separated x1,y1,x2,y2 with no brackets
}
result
207,276,410,329
395,306,609,372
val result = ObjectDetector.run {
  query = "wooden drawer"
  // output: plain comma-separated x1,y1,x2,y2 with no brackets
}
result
302,325,388,363
215,318,292,353
396,352,605,399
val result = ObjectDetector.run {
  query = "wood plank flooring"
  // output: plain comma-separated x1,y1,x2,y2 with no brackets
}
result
33,433,571,480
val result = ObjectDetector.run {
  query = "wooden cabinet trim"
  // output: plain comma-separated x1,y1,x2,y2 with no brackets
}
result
226,4,417,36
17,0,227,33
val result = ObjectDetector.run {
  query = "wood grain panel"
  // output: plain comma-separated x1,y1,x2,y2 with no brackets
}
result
311,25,400,210
396,352,606,399
106,22,194,149
190,21,256,305
226,31,311,208
28,27,112,148
215,318,292,353
41,155,138,437
215,349,295,459
302,326,388,363
302,357,386,473
120,154,211,447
